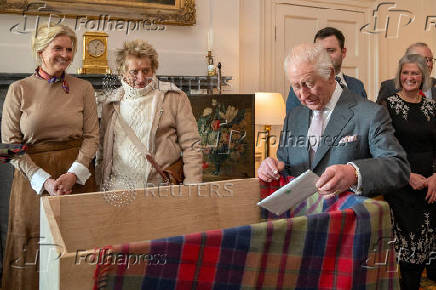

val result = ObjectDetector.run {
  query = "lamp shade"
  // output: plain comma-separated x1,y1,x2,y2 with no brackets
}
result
255,92,286,125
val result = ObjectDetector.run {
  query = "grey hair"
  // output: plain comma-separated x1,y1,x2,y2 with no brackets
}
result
116,39,159,75
394,54,431,91
284,43,333,80
405,42,429,54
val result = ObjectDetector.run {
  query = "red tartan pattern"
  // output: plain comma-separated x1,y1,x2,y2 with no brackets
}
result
95,176,399,290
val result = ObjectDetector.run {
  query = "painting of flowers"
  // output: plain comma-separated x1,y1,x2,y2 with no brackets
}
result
188,94,255,181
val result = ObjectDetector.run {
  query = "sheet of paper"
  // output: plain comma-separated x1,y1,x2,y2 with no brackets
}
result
257,170,320,215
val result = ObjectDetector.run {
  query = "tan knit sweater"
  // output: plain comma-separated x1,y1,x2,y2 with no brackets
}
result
1,74,99,181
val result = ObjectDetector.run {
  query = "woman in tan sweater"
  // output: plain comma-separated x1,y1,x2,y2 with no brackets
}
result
1,24,99,289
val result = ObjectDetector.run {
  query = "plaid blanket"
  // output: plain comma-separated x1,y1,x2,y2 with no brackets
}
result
0,143,27,163
94,176,399,289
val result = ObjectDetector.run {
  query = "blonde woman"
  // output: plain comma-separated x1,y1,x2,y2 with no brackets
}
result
97,40,202,189
1,24,98,289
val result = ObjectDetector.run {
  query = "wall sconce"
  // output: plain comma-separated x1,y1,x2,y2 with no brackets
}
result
255,92,286,158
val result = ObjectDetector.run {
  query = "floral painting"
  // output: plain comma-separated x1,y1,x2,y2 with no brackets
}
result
188,94,255,181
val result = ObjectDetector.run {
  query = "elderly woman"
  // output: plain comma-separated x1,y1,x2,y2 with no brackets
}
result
97,40,202,189
382,54,436,290
1,24,98,289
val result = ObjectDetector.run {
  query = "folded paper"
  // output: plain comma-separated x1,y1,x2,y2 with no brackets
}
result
257,170,319,215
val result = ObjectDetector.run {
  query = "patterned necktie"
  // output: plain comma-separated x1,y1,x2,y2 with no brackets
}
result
308,110,324,163
335,76,345,88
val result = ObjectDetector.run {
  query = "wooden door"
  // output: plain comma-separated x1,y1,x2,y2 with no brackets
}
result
274,3,369,100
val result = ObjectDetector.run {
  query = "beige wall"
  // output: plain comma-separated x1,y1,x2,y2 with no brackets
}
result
376,0,436,87
2,0,434,169
239,0,436,99
0,0,241,92
1,0,435,95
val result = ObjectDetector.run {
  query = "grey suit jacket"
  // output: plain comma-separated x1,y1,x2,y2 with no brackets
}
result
277,88,410,197
376,77,436,104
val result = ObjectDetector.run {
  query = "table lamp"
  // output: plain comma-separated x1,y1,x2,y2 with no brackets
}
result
255,92,286,158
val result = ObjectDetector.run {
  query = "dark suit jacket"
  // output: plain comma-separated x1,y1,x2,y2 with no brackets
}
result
376,77,436,104
286,74,367,114
277,88,410,197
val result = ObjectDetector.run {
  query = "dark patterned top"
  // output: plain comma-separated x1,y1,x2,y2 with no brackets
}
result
384,93,436,264
385,94,435,176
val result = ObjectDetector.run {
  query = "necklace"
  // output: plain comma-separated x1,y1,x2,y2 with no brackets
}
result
398,91,421,103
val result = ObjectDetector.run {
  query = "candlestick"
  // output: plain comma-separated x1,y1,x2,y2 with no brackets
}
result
206,50,216,77
208,0,214,51
208,30,213,51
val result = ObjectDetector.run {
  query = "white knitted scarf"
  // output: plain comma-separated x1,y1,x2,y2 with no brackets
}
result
109,78,160,189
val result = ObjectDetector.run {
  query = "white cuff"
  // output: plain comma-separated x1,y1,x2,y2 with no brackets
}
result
347,162,363,195
67,162,90,185
30,169,51,195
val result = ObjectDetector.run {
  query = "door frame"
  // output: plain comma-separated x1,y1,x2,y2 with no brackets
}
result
260,0,378,101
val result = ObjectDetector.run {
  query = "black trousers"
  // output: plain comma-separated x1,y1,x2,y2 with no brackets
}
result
400,261,425,290
427,258,436,281
400,260,436,290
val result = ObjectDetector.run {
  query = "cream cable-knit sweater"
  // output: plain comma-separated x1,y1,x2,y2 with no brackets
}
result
109,80,158,189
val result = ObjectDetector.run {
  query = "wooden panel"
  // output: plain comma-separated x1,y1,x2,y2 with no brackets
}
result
276,4,322,99
60,253,96,290
41,178,262,289
40,198,63,290
47,179,261,252
326,10,367,83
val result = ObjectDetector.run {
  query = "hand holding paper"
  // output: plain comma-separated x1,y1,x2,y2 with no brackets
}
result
257,170,319,215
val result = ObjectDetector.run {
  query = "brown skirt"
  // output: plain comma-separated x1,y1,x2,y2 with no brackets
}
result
2,140,96,290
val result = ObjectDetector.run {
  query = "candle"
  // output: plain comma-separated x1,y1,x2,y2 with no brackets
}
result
208,0,214,51
208,30,213,51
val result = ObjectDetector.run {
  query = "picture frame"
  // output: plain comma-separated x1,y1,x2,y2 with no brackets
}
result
0,0,195,26
188,94,255,182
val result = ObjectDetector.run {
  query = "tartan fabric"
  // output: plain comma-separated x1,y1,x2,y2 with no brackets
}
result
0,143,27,163
95,176,399,289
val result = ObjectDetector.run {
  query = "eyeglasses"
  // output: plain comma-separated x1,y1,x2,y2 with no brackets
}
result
425,57,436,63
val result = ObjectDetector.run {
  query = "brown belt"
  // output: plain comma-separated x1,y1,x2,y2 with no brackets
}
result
26,139,82,154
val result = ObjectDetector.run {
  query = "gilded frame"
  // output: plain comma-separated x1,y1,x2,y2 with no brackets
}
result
0,0,195,26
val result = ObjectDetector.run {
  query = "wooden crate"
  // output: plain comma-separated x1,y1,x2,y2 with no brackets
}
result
40,178,261,290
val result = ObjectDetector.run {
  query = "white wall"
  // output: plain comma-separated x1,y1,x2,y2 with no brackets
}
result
239,0,261,93
0,0,240,92
376,0,436,84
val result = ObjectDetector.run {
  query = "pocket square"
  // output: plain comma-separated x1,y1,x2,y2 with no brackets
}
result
338,135,358,144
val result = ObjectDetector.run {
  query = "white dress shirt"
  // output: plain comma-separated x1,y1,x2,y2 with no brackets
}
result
307,82,363,194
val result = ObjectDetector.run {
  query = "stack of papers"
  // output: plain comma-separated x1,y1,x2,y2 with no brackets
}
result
257,170,320,215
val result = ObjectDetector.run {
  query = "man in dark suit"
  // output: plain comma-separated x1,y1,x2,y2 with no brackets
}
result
286,27,367,114
258,43,409,197
376,42,436,104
